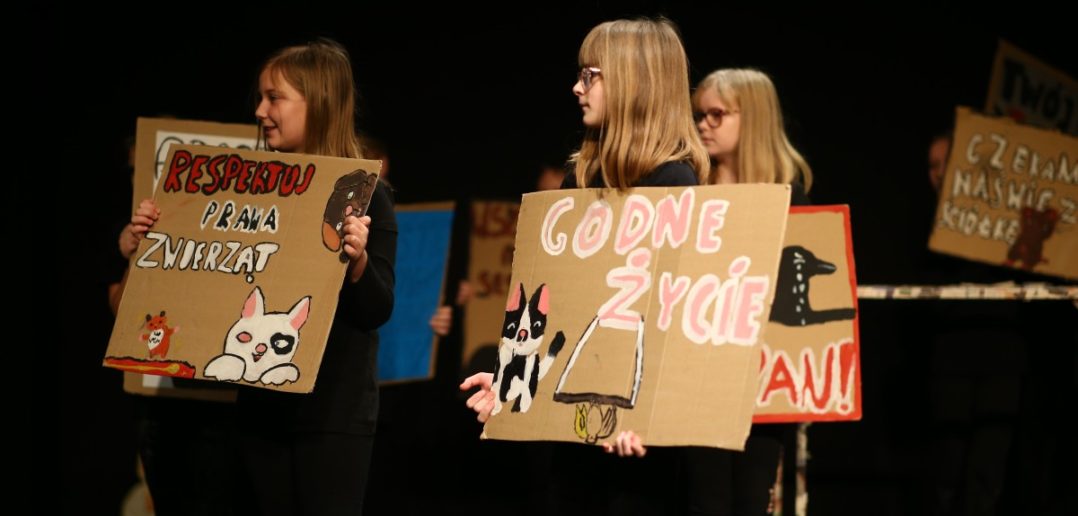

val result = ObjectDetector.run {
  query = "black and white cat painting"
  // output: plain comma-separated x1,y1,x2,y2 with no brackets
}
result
204,286,310,386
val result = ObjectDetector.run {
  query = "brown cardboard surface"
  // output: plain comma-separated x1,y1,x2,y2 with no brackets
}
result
462,201,520,369
929,107,1077,279
753,206,862,423
133,118,259,211
482,184,790,449
105,144,382,393
122,372,237,402
125,118,257,400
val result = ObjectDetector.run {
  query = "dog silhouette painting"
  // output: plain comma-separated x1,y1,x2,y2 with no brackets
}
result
770,245,855,327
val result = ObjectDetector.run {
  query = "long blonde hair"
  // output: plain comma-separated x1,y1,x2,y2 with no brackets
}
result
259,39,362,159
571,18,709,190
694,69,812,191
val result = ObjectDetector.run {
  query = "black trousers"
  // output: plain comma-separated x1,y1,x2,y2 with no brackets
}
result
683,433,784,516
239,431,375,516
137,399,239,516
548,432,783,516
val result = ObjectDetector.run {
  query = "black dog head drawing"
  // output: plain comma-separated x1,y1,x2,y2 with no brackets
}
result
770,245,855,326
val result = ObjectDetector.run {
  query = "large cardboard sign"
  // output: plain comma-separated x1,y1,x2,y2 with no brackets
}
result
122,371,237,402
133,117,258,211
377,203,455,384
462,201,520,369
985,41,1077,135
483,185,790,449
125,118,257,401
929,107,1077,279
105,144,382,393
753,206,862,423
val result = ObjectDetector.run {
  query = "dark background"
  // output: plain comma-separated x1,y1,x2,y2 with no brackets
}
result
55,3,1075,514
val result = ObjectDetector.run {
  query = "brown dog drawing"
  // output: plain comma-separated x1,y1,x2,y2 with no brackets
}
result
322,169,379,253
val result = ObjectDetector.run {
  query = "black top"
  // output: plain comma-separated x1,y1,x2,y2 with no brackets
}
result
562,163,808,208
790,180,810,207
561,161,699,189
238,180,398,435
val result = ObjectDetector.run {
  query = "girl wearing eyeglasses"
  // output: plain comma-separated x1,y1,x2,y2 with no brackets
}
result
600,69,815,516
692,68,815,515
694,68,813,196
461,16,709,422
562,18,709,190
460,17,709,515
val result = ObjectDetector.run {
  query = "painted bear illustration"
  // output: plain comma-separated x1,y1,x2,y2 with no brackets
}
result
491,283,566,415
770,245,856,326
322,169,379,254
141,311,179,359
204,287,310,386
1005,207,1059,270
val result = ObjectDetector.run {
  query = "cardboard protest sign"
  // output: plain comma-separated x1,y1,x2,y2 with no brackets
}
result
133,117,259,211
462,201,520,370
377,202,455,384
105,144,382,393
482,185,790,449
123,372,238,402
985,40,1077,135
929,107,1077,279
753,205,862,423
125,118,257,400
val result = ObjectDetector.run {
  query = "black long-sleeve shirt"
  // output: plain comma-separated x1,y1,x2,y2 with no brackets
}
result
561,161,699,189
238,180,398,435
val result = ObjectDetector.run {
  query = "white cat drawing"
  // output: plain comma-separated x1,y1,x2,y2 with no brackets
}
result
204,286,311,386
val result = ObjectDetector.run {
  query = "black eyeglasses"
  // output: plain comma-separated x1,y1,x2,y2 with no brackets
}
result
693,108,738,128
578,67,602,91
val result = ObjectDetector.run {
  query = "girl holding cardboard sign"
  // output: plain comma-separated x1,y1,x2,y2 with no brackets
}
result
120,39,397,515
605,68,815,516
460,17,710,515
461,15,709,422
460,15,709,421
